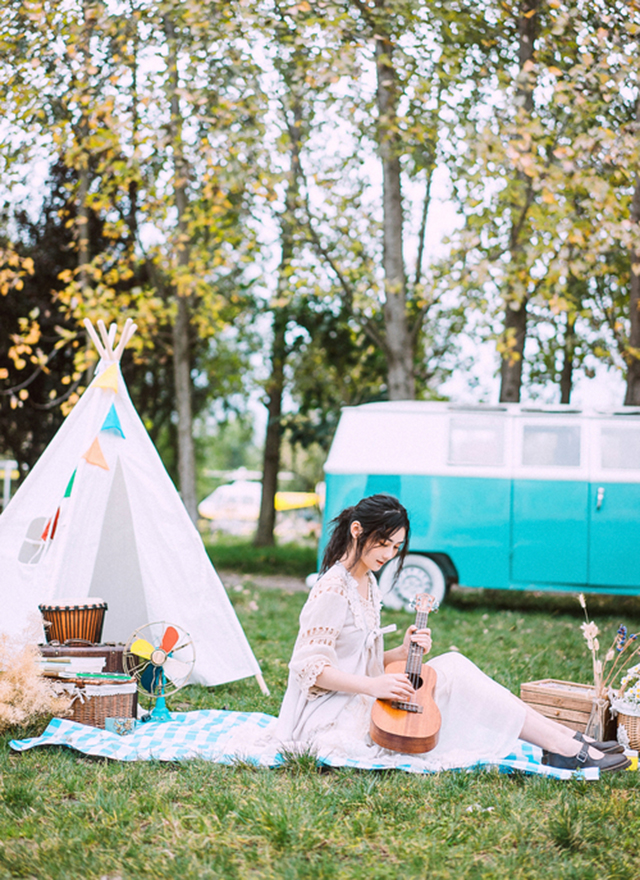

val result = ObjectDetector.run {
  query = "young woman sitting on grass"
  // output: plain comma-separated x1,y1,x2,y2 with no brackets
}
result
273,493,629,773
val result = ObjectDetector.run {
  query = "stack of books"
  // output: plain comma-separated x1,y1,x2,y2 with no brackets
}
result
38,655,106,677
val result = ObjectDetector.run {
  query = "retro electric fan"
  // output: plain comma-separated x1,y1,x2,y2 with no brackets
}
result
123,622,196,723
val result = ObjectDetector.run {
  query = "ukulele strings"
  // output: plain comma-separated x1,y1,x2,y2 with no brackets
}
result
406,608,429,691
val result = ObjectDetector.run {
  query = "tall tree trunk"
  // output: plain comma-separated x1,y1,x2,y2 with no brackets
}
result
255,86,303,546
498,0,538,403
78,166,97,387
77,168,90,295
624,97,640,405
79,0,94,386
166,18,197,522
172,295,197,520
499,305,528,403
255,310,287,546
375,21,414,400
560,313,576,404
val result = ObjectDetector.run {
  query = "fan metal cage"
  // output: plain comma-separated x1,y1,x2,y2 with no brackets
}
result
123,621,196,701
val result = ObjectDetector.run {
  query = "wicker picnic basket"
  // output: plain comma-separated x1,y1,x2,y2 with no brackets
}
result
613,706,640,750
53,676,137,729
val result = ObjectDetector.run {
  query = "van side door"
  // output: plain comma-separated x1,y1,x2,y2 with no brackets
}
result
589,420,640,590
511,418,588,586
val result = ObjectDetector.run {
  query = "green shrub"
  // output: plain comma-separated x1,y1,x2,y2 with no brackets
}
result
204,537,317,578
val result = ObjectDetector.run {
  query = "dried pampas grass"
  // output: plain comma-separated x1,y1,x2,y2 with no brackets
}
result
0,619,71,733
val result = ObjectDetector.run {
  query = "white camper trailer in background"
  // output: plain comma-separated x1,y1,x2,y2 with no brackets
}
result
319,401,640,609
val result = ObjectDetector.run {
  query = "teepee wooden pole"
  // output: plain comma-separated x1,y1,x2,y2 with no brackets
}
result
255,673,270,696
83,318,105,359
83,317,137,365
97,319,112,352
114,319,137,361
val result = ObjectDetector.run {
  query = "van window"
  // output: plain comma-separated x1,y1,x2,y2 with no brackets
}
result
522,424,581,467
448,419,505,466
601,426,640,470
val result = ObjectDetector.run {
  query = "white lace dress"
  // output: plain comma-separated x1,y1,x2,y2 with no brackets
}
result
272,561,526,771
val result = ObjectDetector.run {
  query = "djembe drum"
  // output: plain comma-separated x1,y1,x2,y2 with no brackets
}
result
38,599,108,645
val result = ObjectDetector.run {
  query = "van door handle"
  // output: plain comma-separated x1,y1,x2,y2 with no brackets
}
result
596,487,605,510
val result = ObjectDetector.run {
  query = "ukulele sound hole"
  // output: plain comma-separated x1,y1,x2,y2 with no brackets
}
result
389,673,425,713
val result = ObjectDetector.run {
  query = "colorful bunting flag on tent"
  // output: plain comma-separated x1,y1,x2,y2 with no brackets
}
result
50,507,61,540
82,437,109,470
100,403,125,438
93,363,119,393
63,470,76,498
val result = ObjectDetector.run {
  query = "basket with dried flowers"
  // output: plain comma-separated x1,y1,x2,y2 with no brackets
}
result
521,597,640,739
611,662,640,749
577,595,640,741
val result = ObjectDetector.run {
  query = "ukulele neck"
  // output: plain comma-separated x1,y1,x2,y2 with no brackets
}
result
405,607,430,679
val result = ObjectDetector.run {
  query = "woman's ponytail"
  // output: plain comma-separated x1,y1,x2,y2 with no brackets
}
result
320,506,355,574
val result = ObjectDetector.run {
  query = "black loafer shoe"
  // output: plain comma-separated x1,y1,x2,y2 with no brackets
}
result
573,731,624,754
542,743,631,773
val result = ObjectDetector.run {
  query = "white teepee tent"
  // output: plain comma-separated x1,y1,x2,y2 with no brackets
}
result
0,319,267,691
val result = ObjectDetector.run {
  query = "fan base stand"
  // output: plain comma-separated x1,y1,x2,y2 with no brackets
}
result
141,695,173,724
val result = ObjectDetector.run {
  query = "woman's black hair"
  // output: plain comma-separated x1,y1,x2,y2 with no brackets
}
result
320,494,410,578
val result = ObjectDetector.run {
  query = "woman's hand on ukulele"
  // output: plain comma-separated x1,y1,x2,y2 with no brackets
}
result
369,673,416,701
403,625,432,656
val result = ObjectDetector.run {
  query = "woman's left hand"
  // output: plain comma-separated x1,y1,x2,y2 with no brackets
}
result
403,625,432,656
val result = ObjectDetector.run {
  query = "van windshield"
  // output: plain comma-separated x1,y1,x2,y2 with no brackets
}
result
522,424,581,467
601,426,640,470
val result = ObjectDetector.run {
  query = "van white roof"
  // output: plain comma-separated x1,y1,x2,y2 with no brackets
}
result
337,400,640,417
324,400,640,477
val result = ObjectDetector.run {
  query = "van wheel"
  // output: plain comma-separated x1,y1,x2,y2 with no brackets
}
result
379,555,447,611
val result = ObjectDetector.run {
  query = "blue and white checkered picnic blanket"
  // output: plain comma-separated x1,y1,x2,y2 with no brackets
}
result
9,709,598,779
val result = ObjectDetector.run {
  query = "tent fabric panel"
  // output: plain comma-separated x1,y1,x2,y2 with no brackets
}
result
110,385,261,685
87,456,149,641
44,456,113,606
0,384,118,639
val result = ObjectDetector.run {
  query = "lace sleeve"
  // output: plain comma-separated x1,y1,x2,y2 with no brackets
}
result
289,567,350,700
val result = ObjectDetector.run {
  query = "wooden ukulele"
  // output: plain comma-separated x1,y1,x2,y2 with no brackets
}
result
370,593,441,754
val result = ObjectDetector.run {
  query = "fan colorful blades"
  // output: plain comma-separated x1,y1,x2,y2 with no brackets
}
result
140,663,163,694
130,638,154,660
123,622,195,714
163,656,193,684
161,625,179,653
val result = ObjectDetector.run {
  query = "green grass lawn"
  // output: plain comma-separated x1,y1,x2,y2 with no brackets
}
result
203,537,318,578
3,584,640,880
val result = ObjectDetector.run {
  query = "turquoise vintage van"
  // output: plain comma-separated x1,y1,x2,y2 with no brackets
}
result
319,401,640,608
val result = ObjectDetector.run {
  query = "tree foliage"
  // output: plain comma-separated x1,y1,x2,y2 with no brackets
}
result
0,0,267,502
447,0,640,403
1,0,639,512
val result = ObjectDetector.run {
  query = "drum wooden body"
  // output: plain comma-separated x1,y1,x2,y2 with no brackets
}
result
38,600,108,645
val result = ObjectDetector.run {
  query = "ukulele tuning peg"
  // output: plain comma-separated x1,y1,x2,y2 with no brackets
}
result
412,593,439,614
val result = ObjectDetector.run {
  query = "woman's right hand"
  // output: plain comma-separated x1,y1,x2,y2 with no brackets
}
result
369,673,416,701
